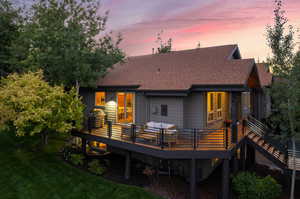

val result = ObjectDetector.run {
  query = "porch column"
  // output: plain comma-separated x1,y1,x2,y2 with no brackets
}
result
232,152,239,174
190,158,197,199
246,144,255,169
222,159,230,199
81,138,87,155
230,92,239,144
124,151,131,180
240,143,246,171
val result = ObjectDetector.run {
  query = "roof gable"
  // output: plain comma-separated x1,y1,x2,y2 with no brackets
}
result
256,63,272,87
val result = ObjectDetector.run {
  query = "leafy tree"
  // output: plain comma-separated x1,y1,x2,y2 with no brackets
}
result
266,1,300,198
0,0,22,77
10,0,125,93
155,30,172,54
0,70,85,145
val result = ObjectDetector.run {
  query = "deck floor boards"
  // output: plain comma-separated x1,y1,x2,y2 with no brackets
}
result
84,123,245,151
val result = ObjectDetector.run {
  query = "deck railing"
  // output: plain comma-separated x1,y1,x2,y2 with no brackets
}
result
86,121,245,151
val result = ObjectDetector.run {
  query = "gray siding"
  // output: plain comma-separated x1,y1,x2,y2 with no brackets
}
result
148,97,184,128
183,92,206,129
135,93,149,125
105,92,117,123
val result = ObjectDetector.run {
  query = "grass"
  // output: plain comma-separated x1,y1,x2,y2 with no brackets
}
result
0,132,161,199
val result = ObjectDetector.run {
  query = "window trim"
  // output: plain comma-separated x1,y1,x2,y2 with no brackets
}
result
161,104,168,116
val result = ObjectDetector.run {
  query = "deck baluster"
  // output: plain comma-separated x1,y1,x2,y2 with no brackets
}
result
225,128,228,149
160,128,164,150
193,129,197,150
107,121,112,138
131,124,136,143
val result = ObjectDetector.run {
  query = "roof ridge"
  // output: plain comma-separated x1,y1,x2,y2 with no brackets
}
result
127,44,238,59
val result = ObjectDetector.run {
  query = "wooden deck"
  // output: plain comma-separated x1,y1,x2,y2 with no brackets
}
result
84,123,245,151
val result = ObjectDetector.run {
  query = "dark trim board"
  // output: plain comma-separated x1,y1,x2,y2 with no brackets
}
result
96,85,140,92
72,131,234,159
88,84,251,94
191,84,250,92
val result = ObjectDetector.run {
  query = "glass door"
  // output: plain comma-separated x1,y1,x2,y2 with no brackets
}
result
117,92,134,123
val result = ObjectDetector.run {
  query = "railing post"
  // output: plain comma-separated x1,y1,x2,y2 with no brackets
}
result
193,128,197,150
225,128,228,149
242,119,246,136
131,124,136,143
107,120,112,138
160,128,164,150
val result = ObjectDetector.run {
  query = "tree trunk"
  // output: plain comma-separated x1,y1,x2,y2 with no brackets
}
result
75,80,80,96
288,99,296,199
42,130,48,145
290,136,296,199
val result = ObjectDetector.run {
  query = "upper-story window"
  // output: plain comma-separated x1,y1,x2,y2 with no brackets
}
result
95,92,105,106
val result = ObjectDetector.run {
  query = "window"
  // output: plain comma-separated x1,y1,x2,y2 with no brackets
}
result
161,104,168,116
217,93,222,110
95,92,105,106
117,92,134,123
207,92,226,122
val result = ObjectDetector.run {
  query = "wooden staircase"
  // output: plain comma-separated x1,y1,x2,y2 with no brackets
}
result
245,115,300,171
246,131,286,166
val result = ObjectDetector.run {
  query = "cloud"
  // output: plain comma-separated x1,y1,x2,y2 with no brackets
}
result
101,0,300,59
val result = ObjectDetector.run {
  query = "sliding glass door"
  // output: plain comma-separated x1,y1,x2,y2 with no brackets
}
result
117,92,134,123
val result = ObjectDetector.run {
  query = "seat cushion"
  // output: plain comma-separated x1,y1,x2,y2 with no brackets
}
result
146,121,175,129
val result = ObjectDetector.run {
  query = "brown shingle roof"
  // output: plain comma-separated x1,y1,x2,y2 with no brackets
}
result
256,63,272,87
97,45,255,90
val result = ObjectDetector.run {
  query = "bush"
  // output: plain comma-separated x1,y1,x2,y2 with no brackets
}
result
232,172,257,199
70,154,84,166
256,176,281,199
233,172,282,199
88,160,106,176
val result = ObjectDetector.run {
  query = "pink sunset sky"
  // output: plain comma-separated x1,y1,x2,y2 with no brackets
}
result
100,0,300,61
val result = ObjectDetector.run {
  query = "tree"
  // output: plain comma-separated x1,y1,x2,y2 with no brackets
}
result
10,0,125,93
0,70,85,145
266,1,300,198
155,30,172,54
0,0,22,77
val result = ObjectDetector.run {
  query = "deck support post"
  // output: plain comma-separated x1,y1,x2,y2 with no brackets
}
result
81,138,87,155
222,159,230,199
232,152,239,174
124,151,131,180
230,92,239,144
190,158,197,199
240,143,246,171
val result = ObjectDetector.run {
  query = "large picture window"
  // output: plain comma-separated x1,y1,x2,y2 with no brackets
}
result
95,92,105,106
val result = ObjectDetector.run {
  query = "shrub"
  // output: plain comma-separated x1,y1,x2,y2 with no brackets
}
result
256,176,282,199
70,154,84,166
232,172,257,199
233,172,282,199
0,71,84,144
88,160,106,175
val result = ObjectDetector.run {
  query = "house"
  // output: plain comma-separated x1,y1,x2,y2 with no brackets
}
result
81,44,258,127
76,44,262,199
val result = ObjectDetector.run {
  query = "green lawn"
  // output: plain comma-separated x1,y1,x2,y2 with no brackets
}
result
0,132,161,199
